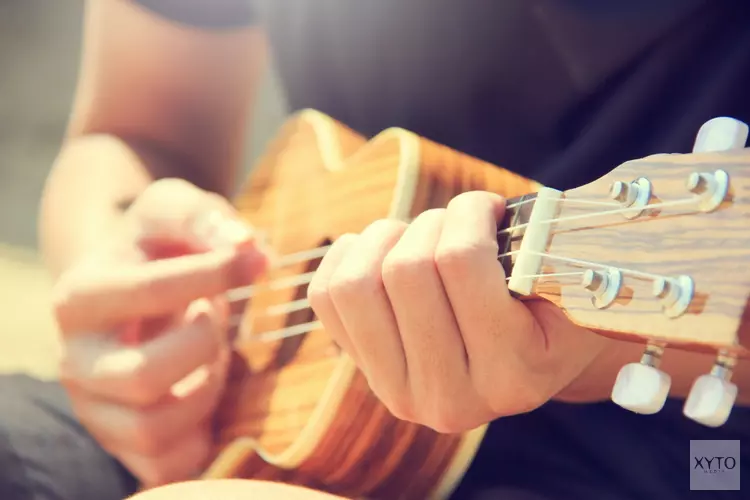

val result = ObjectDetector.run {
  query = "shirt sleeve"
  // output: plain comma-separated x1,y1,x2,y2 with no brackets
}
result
129,0,256,29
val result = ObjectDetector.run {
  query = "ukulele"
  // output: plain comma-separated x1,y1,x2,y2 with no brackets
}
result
199,110,749,499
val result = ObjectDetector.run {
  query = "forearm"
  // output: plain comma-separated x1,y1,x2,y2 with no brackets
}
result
39,134,203,278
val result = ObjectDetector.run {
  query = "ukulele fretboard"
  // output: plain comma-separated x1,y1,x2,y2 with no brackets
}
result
497,193,537,278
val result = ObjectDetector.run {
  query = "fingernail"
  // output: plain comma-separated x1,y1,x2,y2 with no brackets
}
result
249,230,278,265
217,218,255,246
193,210,254,248
185,298,214,324
171,365,211,398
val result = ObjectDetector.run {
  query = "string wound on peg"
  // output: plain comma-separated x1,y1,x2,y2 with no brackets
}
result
608,177,652,219
580,267,622,309
685,169,730,212
651,275,694,318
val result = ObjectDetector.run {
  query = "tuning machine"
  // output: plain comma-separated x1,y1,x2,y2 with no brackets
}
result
580,268,621,309
651,276,693,318
611,342,671,415
683,351,738,427
608,178,652,219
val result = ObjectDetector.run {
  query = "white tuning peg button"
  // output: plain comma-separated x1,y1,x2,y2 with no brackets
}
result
683,363,738,427
693,116,749,153
611,362,672,414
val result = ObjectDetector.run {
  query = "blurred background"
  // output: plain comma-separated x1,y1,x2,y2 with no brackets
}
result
0,0,287,378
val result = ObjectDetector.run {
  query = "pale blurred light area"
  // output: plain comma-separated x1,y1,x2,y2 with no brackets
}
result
0,0,288,379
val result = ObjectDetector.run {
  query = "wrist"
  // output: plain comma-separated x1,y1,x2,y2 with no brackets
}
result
553,334,630,403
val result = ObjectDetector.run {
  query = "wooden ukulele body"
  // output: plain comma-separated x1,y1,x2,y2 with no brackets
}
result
205,109,539,499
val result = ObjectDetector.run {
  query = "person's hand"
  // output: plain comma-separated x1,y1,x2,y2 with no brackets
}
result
52,178,269,487
308,191,611,433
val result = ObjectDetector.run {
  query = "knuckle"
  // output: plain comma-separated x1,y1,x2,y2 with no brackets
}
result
141,178,196,200
475,371,545,417
131,178,209,221
362,218,407,237
381,252,435,286
329,267,383,303
382,393,414,423
306,281,332,314
447,190,491,207
434,241,494,276
413,208,446,222
424,410,472,434
367,377,413,422
415,392,473,434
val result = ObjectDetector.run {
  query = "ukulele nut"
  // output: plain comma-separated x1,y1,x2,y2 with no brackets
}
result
581,268,621,309
652,275,694,318
685,170,729,212
609,178,652,219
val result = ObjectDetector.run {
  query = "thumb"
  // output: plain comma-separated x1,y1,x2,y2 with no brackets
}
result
126,179,268,261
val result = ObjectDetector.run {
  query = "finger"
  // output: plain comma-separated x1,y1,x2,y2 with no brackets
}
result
436,191,549,412
119,427,214,488
306,234,361,364
225,290,249,344
129,178,248,250
54,246,266,334
72,357,225,458
62,299,224,407
326,220,409,404
382,209,487,429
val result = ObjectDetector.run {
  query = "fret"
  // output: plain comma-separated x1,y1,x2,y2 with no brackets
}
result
497,194,536,277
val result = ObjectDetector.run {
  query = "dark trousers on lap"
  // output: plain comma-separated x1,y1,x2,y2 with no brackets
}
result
0,373,748,500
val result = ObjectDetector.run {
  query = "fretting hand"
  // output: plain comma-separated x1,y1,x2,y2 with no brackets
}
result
308,191,611,432
52,179,269,487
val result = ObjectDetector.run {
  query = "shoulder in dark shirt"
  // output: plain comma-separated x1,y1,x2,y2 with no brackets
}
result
129,0,255,29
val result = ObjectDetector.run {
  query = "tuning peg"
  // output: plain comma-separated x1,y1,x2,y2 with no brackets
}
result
608,178,651,219
683,353,738,427
611,343,671,414
692,116,748,153
581,268,621,309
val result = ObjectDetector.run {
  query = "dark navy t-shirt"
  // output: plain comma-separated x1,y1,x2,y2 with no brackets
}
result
131,1,750,498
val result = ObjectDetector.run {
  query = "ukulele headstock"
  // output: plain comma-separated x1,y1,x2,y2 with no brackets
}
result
508,117,750,428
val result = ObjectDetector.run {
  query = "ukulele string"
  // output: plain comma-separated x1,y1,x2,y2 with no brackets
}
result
236,269,587,319
497,249,667,281
224,193,702,341
228,267,587,342
498,196,697,235
226,194,698,303
259,197,624,270
507,198,620,209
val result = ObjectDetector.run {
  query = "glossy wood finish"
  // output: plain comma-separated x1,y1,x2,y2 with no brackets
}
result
206,110,540,499
523,150,750,357
204,110,750,498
